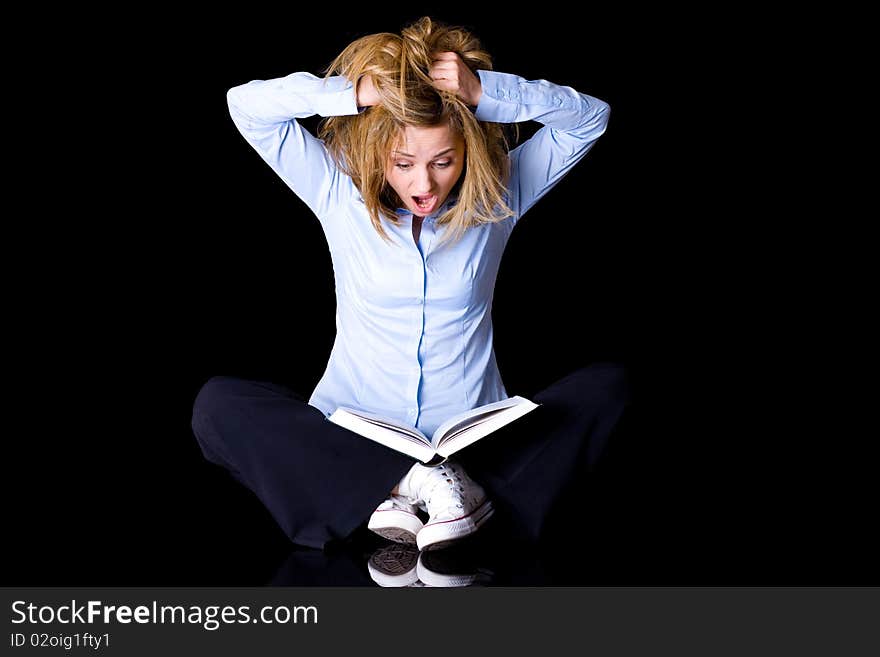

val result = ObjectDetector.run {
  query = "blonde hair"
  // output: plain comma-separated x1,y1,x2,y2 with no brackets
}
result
318,16,515,247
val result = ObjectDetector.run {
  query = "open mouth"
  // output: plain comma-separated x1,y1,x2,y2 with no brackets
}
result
412,195,437,213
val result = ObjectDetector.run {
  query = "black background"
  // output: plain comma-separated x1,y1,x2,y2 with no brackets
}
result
8,7,873,585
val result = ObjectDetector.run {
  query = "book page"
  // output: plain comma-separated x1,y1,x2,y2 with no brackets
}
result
435,397,540,457
334,407,429,443
434,409,500,444
431,396,530,447
327,407,435,463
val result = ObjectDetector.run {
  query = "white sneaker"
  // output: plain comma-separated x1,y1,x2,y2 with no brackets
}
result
367,494,424,544
415,461,494,551
417,550,494,587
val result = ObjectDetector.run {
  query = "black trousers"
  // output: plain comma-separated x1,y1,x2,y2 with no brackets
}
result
191,362,630,549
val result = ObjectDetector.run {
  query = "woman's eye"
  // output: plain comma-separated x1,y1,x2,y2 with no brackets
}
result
395,161,450,170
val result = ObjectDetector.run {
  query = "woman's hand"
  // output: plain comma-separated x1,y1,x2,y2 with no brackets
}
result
429,51,483,107
356,74,381,108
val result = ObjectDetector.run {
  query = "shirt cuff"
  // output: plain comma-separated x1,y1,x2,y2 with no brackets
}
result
312,75,362,117
474,69,522,123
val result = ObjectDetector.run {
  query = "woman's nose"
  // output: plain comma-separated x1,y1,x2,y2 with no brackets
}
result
414,167,434,192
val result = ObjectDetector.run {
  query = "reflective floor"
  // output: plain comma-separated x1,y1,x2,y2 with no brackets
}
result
10,467,877,586
6,441,648,586
8,402,878,586
265,474,623,586
271,530,552,587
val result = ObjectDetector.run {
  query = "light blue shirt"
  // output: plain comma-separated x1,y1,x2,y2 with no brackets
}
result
227,68,610,436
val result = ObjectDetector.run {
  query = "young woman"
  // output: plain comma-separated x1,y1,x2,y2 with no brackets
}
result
192,17,629,552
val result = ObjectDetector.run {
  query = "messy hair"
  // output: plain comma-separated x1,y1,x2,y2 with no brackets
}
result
318,16,515,248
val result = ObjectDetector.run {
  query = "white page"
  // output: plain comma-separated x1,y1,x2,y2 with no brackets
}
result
436,398,539,457
430,396,532,447
333,406,429,442
328,408,434,463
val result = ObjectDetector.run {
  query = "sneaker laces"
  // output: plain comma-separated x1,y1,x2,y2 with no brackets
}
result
421,464,466,516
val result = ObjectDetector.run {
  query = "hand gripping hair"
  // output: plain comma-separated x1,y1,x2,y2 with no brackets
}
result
318,16,515,247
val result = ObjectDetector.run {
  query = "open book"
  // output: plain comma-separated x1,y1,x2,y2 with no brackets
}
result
327,396,540,465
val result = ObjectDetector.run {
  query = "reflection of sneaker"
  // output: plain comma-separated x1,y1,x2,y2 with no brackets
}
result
367,544,421,587
367,494,424,544
416,461,494,551
417,549,494,587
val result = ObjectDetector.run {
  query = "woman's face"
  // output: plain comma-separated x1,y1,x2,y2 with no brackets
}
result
384,122,465,217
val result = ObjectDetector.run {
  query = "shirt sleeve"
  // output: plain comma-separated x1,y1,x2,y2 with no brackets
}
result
474,69,611,225
226,72,362,220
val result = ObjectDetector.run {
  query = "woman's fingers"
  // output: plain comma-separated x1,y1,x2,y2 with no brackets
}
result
429,61,454,76
428,51,480,105
429,62,458,86
429,72,458,91
429,51,459,79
